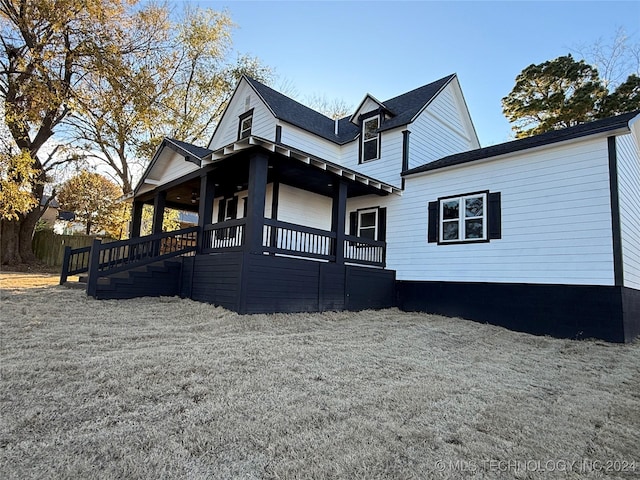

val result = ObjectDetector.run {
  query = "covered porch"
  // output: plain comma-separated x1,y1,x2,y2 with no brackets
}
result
62,137,399,313
131,136,398,268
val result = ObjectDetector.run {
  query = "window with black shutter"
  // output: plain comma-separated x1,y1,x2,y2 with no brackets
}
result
428,191,501,244
350,207,387,241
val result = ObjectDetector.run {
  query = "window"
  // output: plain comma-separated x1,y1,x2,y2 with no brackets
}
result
428,191,501,244
358,208,378,240
216,197,238,240
350,207,387,242
439,193,486,243
361,116,380,162
238,109,253,139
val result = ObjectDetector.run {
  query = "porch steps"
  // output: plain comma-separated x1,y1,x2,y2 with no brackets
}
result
65,259,184,299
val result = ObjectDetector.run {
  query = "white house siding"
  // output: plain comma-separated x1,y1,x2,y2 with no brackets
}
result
150,150,200,186
388,138,616,285
354,97,384,118
409,82,479,170
208,80,276,150
354,128,404,187
616,133,640,290
280,124,341,163
339,128,404,188
276,184,332,231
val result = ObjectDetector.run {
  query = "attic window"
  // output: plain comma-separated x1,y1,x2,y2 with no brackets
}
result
361,116,380,162
238,109,254,140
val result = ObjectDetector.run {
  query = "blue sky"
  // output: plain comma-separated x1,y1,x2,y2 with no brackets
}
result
192,1,639,147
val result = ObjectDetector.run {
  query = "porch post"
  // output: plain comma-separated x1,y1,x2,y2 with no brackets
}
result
197,171,216,253
130,200,143,238
244,152,268,254
152,190,166,234
331,180,348,265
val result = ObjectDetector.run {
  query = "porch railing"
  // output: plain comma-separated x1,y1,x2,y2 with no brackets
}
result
59,245,92,284
343,235,386,266
201,219,246,253
263,218,336,261
202,219,382,266
61,219,386,292
60,227,199,293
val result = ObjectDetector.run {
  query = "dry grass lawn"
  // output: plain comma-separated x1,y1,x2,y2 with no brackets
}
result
1,272,639,479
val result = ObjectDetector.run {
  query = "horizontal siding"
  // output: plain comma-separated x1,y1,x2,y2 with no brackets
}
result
379,138,616,285
276,184,332,230
190,253,243,310
243,255,320,313
409,83,477,170
280,124,341,163
152,151,200,185
209,80,276,150
616,133,640,290
348,128,404,187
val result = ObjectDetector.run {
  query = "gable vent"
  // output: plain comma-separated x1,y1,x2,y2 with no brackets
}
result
245,95,251,111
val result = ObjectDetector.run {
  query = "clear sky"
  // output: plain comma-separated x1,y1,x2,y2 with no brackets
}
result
190,1,639,147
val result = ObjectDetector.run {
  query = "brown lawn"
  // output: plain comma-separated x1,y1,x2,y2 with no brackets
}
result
1,272,639,479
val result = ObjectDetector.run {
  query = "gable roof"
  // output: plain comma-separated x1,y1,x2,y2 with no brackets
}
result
133,138,213,196
245,74,457,144
165,138,213,161
403,111,640,176
245,76,358,143
378,74,456,132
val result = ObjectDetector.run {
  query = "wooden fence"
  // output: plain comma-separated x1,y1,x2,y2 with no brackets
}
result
32,230,114,267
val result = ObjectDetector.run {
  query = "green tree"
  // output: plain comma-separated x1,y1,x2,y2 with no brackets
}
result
502,55,607,138
503,54,640,138
57,171,124,236
0,150,38,220
0,0,161,264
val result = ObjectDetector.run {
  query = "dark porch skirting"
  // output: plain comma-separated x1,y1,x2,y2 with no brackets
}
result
181,253,396,314
396,280,640,343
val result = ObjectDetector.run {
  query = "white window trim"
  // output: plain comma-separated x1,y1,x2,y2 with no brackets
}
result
362,116,380,162
358,208,378,241
439,192,487,243
240,115,252,139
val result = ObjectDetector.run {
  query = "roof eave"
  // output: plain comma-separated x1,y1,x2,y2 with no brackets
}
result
211,136,401,195
403,122,632,178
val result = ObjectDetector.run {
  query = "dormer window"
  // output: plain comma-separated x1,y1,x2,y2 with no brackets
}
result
361,115,380,162
238,109,253,139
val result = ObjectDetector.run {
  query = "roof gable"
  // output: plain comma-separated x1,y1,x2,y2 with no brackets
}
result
380,74,456,132
349,94,389,124
134,138,212,196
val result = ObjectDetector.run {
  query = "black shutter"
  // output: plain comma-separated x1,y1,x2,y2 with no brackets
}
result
427,201,439,243
377,207,387,242
215,199,225,239
228,196,238,237
228,196,238,219
488,192,501,239
349,211,358,236
242,197,248,218
217,198,225,222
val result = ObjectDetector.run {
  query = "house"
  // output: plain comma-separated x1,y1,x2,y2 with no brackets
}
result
62,74,640,343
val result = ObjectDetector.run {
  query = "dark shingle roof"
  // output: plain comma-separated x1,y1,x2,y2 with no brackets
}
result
379,74,455,132
403,111,640,176
245,74,456,144
245,77,359,143
166,138,213,159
